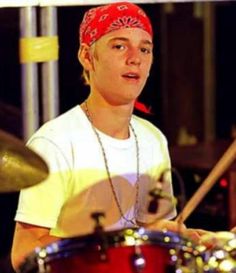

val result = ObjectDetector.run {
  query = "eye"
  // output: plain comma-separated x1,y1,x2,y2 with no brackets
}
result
112,44,126,50
140,47,152,54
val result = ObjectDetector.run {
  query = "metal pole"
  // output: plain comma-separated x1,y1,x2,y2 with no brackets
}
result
160,5,169,135
40,6,59,122
20,7,39,141
203,3,216,141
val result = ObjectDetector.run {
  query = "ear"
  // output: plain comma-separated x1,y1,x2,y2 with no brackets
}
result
78,44,94,71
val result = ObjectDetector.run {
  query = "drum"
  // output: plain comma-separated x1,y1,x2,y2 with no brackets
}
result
198,231,236,273
19,228,199,273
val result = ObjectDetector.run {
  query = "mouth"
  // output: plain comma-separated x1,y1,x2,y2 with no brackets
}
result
122,72,140,81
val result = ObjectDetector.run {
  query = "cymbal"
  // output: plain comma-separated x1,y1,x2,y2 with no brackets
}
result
0,129,49,192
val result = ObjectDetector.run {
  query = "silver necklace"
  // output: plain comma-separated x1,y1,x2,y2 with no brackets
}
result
84,101,140,226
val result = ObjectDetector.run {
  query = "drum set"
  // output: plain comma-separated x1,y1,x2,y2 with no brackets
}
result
0,129,236,273
17,227,236,273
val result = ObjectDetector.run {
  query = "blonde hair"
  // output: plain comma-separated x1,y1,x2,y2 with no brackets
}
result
81,69,90,86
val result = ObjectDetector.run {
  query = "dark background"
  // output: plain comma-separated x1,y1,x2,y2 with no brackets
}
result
0,1,236,270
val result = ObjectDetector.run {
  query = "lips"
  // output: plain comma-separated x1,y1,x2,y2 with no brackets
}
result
122,72,140,80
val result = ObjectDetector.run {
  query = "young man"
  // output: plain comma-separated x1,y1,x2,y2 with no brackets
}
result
11,2,185,270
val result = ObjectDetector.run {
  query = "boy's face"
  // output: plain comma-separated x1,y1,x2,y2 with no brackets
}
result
88,27,153,106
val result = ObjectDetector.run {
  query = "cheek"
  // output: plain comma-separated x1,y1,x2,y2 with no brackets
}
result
95,55,117,72
100,61,120,77
144,59,153,75
93,62,118,86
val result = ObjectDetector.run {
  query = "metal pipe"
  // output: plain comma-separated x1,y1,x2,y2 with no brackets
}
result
203,3,216,141
40,6,59,122
20,7,39,141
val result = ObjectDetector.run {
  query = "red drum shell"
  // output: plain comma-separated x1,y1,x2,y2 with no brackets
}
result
19,228,198,273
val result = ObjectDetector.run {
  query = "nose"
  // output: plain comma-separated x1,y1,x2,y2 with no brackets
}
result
126,48,141,66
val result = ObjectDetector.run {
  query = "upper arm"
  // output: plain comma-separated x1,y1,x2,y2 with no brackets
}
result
231,226,236,233
11,222,59,271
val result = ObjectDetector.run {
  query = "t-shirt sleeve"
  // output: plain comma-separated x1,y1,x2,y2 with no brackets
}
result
15,136,72,228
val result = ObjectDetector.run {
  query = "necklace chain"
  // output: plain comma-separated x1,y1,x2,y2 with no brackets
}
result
84,101,140,226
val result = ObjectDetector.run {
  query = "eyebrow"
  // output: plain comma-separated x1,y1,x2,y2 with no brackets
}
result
108,37,153,46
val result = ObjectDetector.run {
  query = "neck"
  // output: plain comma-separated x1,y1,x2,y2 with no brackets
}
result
82,98,134,139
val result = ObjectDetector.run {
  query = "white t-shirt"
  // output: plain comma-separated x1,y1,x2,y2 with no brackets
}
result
15,105,176,237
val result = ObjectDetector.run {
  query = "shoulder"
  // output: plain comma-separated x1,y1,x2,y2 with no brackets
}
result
131,115,168,145
26,106,87,162
27,105,85,145
38,105,83,134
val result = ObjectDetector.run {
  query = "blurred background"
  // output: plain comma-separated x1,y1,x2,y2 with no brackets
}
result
0,0,236,267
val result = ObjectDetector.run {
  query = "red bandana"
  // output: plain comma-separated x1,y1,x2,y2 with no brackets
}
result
79,2,153,46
